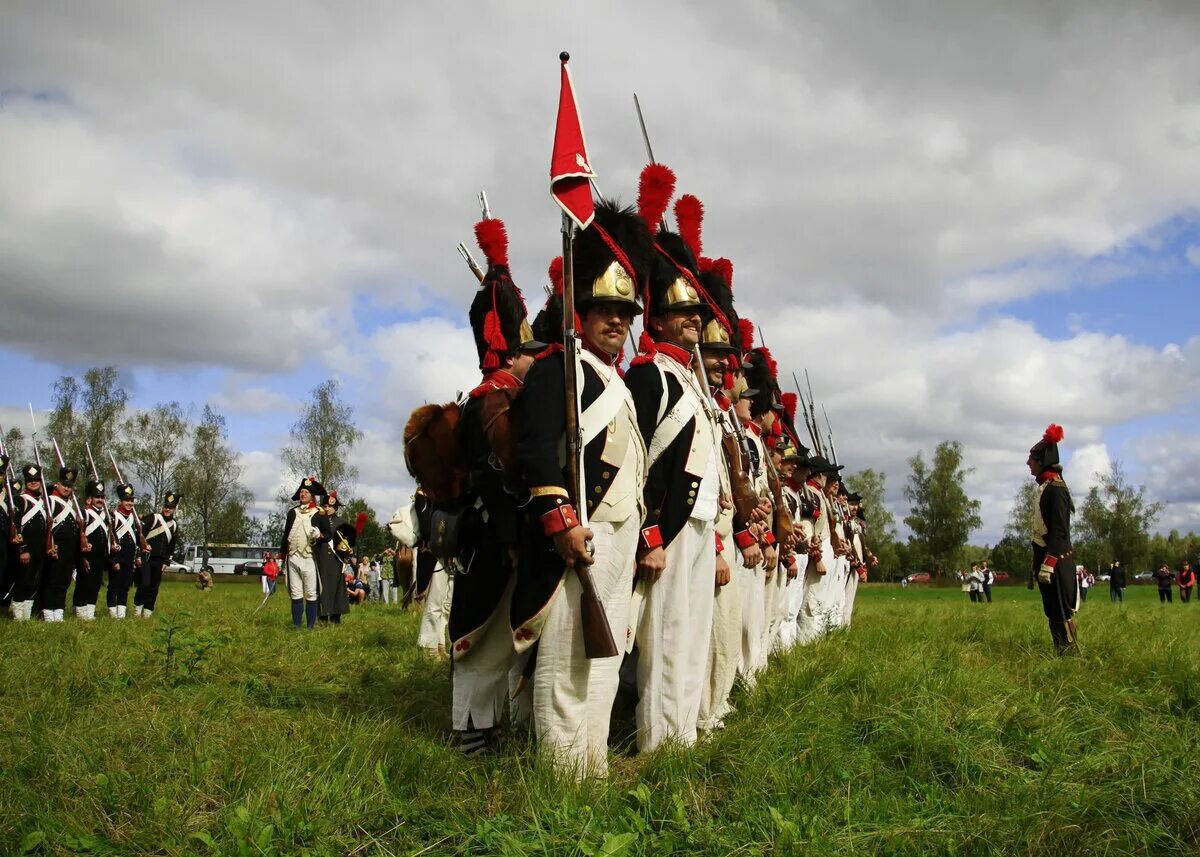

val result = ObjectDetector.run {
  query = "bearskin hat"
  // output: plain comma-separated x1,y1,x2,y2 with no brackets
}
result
531,257,564,348
468,218,543,372
572,200,652,314
699,260,737,354
742,346,779,418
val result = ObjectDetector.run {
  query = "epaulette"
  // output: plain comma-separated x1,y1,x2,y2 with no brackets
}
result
468,379,500,399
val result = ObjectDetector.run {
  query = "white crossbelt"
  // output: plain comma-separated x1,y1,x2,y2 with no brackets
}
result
21,496,45,528
146,514,173,541
86,510,110,538
578,350,632,447
114,512,137,542
49,496,74,528
645,359,704,469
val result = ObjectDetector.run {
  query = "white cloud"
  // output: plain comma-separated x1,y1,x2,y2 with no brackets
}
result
1186,245,1200,267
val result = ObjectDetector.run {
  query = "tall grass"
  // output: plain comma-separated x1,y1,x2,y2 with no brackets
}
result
1,583,1197,855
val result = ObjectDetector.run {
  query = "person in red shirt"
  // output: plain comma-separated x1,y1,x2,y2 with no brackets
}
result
262,552,280,596
1179,562,1195,603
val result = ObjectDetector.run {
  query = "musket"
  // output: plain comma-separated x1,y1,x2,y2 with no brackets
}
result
108,451,151,552
792,372,820,454
51,436,90,553
0,431,18,545
27,405,55,556
804,370,825,458
457,243,486,284
633,94,669,232
85,440,118,553
561,204,618,659
822,405,838,466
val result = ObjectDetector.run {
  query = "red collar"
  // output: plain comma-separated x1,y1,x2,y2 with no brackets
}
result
655,342,692,367
713,391,732,411
745,421,762,437
806,479,823,490
468,369,523,398
1036,469,1060,484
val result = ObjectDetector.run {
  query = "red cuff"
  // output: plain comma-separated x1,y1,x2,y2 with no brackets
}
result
784,554,797,569
640,525,663,551
733,529,756,550
540,504,579,537
1042,554,1057,568
762,531,777,547
715,533,724,554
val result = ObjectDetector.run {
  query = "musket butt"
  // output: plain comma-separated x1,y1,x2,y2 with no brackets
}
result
559,51,570,62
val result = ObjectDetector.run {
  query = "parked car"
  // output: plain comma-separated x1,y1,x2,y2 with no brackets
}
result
233,559,266,576
992,571,1011,583
165,561,190,574
1098,573,1111,582
1133,572,1155,584
905,572,931,584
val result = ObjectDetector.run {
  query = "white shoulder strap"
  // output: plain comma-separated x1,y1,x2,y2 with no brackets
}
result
578,351,632,447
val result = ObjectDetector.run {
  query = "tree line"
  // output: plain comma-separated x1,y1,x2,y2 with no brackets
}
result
8,369,1183,574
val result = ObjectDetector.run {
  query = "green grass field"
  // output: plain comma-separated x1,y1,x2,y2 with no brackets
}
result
2,581,1198,856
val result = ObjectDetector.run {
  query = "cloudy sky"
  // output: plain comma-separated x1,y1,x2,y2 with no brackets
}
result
2,1,1198,542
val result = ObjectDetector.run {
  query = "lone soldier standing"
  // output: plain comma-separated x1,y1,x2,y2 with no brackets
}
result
73,479,111,620
0,454,12,613
108,483,145,619
10,464,48,621
281,476,324,629
135,491,180,617
41,466,84,622
1027,424,1077,653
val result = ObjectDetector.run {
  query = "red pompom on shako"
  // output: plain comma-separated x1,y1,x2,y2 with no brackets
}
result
468,216,534,373
354,512,369,536
674,194,703,260
474,218,508,268
739,318,755,351
637,163,675,232
1043,424,1064,444
548,256,564,295
781,392,798,423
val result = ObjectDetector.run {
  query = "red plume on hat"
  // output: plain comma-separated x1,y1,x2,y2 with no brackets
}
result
548,256,564,295
474,218,508,268
354,512,368,536
712,258,733,289
1043,424,1064,444
739,318,755,350
637,163,675,232
782,392,798,423
674,194,703,260
758,346,778,380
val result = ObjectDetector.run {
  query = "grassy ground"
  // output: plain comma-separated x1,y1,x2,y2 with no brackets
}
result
1,581,1198,856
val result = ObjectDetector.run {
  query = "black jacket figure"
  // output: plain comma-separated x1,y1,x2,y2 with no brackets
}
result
11,465,49,619
313,498,352,622
1029,424,1077,653
74,480,112,616
135,491,180,615
43,476,84,617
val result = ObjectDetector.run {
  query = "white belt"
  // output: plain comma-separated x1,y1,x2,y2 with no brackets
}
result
86,513,109,538
22,502,44,528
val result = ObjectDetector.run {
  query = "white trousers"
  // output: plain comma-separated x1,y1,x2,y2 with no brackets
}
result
635,517,716,753
452,576,516,731
739,559,767,684
698,542,743,732
796,540,837,644
533,517,637,778
418,567,453,652
842,566,860,627
778,553,808,650
286,555,318,601
828,555,848,628
764,559,789,655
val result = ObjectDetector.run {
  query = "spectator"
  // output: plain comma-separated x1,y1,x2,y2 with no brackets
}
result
346,570,368,605
262,552,280,596
959,569,971,602
1154,564,1174,603
1078,566,1094,602
196,567,214,591
369,557,382,602
980,560,994,603
1109,561,1126,603
1178,562,1195,604
968,564,985,603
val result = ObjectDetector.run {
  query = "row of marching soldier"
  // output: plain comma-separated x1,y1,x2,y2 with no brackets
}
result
0,456,179,621
400,154,876,777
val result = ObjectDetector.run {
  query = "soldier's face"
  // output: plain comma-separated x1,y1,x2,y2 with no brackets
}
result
27,480,41,495
120,499,134,512
581,303,634,356
734,396,752,422
509,352,536,380
701,352,726,386
298,489,313,505
1026,454,1039,476
779,460,795,479
162,507,174,518
653,309,702,349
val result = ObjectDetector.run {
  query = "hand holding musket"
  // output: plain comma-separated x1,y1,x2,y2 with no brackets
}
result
51,437,91,554
559,213,618,660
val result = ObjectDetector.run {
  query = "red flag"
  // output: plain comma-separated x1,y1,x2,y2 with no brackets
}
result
550,53,596,229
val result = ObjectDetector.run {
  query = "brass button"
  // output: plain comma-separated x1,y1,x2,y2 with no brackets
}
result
594,486,602,494
691,481,699,488
602,471,611,479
